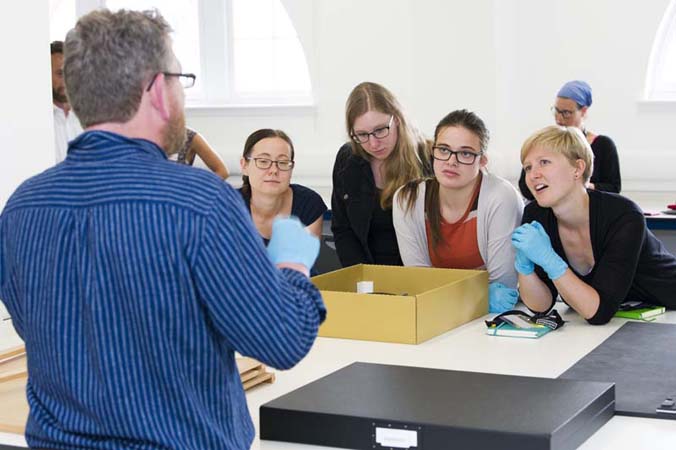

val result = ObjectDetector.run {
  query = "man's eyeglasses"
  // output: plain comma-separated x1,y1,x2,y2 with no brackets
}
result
247,157,295,171
432,146,482,165
146,72,196,91
551,106,577,119
351,115,394,144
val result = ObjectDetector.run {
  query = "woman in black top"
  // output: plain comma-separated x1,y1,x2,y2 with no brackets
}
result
512,125,676,325
518,80,621,200
239,129,327,246
331,82,431,267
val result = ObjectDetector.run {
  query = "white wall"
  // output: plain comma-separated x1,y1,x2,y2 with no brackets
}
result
493,0,675,191
0,0,54,207
188,0,676,194
0,0,52,321
1,0,674,204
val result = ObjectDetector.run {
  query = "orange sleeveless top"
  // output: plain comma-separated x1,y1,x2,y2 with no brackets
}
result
425,178,485,269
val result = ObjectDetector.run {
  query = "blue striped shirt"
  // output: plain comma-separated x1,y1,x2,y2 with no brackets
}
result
0,131,326,449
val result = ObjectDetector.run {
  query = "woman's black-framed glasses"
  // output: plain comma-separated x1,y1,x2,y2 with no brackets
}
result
432,146,482,165
247,157,295,171
146,72,197,91
351,115,394,144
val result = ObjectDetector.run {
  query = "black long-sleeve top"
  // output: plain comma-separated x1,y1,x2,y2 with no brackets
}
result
523,190,676,325
330,143,403,267
519,134,621,200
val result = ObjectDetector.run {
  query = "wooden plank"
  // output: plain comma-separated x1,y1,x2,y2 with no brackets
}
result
0,351,27,434
240,367,264,383
0,369,27,384
0,354,26,380
0,346,25,366
236,357,262,375
0,376,28,434
242,371,275,391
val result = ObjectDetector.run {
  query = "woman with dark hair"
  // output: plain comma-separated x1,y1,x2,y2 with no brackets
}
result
331,82,432,267
239,129,326,245
393,110,524,313
518,80,621,199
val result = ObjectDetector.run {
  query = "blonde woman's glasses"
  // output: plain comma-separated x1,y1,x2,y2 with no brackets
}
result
351,115,394,144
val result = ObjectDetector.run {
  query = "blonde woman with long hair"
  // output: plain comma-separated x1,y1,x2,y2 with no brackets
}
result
331,82,431,267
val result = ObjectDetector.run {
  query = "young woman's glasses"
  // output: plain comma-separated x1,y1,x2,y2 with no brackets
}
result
351,115,394,144
551,106,576,119
432,146,482,165
247,157,295,171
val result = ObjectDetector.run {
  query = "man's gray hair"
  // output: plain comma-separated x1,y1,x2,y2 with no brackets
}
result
64,9,173,127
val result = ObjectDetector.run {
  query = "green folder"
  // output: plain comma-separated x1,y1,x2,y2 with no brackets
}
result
614,305,665,321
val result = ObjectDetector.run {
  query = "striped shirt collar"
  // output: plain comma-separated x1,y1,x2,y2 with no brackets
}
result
66,130,168,163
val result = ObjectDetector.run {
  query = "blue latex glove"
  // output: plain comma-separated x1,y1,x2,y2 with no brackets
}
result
511,221,567,280
514,248,535,276
488,282,519,313
267,216,320,271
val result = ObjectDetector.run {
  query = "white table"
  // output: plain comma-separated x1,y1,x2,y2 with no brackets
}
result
2,308,676,449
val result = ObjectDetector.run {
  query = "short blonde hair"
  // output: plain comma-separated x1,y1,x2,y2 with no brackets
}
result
520,125,594,182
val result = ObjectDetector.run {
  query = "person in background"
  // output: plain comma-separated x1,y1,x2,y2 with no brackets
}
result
331,81,432,267
51,40,83,163
513,125,676,325
239,128,327,245
518,80,621,200
393,110,523,313
0,9,324,449
176,127,229,179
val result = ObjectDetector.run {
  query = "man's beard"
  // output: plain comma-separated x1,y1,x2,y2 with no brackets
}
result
52,88,68,105
163,109,186,156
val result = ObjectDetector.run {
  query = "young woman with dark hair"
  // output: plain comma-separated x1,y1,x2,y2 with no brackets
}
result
239,129,326,245
393,110,524,313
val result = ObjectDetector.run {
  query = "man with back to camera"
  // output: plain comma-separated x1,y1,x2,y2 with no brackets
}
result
51,40,83,163
0,9,325,449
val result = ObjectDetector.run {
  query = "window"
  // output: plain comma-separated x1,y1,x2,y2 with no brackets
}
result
231,0,312,99
645,0,676,100
49,0,77,42
106,0,204,98
48,0,313,107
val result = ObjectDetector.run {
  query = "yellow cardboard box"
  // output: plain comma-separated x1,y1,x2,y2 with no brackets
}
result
311,264,488,344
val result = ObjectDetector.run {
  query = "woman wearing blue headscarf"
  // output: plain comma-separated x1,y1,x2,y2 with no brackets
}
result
519,80,621,200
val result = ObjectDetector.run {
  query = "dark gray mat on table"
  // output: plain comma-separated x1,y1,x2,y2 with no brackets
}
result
560,321,676,419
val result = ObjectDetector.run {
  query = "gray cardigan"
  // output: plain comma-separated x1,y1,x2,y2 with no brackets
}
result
392,172,524,288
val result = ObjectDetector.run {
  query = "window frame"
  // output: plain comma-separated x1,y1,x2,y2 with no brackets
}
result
644,0,676,101
59,0,314,109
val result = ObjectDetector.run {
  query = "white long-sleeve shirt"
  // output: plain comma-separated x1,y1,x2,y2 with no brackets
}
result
53,104,83,163
392,171,524,289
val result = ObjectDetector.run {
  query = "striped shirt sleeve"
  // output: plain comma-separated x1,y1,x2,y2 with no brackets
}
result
193,184,326,370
